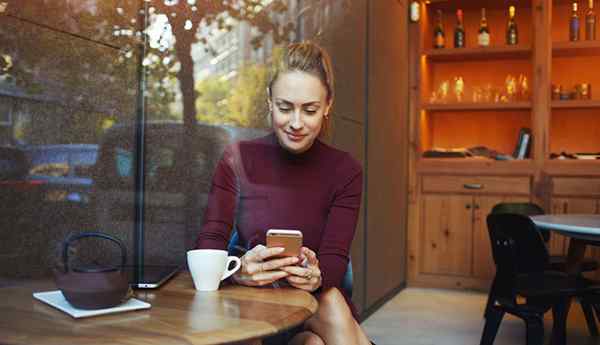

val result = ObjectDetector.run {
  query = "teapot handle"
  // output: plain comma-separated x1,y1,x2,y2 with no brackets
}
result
62,232,127,273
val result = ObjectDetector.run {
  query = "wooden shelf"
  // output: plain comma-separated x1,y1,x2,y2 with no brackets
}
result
551,100,600,109
422,102,532,111
416,158,535,176
424,0,532,11
553,41,600,57
545,159,600,176
423,45,532,62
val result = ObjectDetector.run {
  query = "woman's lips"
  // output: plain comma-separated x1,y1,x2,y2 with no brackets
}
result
285,132,306,142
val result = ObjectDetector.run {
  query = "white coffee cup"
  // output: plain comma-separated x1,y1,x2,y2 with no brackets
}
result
187,249,241,291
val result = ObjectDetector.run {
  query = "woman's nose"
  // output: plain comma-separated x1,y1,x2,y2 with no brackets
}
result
290,110,304,130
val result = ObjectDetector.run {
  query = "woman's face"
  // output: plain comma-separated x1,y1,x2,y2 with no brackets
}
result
270,70,330,154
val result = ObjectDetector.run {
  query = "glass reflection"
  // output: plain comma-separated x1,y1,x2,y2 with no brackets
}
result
0,0,349,281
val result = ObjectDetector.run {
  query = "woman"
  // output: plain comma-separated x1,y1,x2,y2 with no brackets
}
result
196,41,371,345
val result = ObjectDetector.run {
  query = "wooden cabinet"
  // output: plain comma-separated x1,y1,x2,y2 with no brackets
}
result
415,175,530,288
421,194,472,276
407,0,600,290
549,177,600,266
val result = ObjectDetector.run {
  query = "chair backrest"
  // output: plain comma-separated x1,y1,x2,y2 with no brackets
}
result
490,202,544,216
490,202,549,242
227,230,353,298
487,213,550,276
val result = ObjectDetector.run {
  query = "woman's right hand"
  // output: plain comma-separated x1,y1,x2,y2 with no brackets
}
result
233,244,300,286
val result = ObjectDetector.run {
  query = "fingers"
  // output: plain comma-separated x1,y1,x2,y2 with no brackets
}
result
301,247,319,266
245,246,285,262
236,270,290,286
245,256,299,274
280,265,321,280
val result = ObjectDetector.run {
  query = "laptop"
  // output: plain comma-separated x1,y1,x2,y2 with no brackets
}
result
123,265,181,288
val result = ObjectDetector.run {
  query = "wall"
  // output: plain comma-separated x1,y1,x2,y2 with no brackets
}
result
365,0,409,313
322,0,409,316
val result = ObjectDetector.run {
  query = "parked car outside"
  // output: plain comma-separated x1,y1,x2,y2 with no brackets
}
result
92,121,267,267
0,144,99,278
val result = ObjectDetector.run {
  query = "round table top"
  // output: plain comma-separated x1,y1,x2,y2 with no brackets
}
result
531,214,600,237
0,272,318,345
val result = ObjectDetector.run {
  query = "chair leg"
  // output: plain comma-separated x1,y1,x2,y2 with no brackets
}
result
524,315,545,345
592,303,600,330
550,297,571,345
484,276,497,319
480,307,504,345
580,298,598,336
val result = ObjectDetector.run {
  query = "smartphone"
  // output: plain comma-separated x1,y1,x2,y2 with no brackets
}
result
266,229,303,257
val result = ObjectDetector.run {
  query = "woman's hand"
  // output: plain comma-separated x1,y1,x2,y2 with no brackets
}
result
233,244,299,287
280,247,322,292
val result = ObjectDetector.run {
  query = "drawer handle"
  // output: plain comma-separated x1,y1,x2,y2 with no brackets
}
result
463,183,483,190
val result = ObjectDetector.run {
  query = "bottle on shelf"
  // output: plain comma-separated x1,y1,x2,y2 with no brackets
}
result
586,0,596,40
454,9,466,48
571,2,581,41
506,6,518,45
478,8,491,47
433,9,445,49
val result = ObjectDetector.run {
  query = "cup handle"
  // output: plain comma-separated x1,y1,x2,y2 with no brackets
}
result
221,256,242,281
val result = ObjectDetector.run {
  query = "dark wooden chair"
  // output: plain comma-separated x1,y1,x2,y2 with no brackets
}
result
484,202,599,333
490,202,598,273
481,213,600,345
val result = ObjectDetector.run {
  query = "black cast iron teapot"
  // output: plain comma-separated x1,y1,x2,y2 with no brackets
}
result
54,232,131,309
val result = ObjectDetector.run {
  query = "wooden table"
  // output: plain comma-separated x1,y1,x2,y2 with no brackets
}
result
532,214,600,274
0,272,318,345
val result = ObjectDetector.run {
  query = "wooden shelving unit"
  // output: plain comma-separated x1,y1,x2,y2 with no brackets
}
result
553,41,600,57
422,101,532,111
551,100,600,108
407,0,600,291
423,45,532,62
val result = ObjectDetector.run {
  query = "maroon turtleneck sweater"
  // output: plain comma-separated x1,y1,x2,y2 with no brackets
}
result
196,133,363,318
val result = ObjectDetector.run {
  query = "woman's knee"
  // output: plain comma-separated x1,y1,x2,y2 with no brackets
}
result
289,331,325,345
316,287,353,325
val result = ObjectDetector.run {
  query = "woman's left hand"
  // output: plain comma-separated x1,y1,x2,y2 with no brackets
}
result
280,247,322,292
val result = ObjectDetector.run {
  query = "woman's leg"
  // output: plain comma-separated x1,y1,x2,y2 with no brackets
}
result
288,331,325,345
302,287,371,345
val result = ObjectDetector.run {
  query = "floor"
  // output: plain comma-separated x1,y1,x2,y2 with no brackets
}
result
362,288,600,345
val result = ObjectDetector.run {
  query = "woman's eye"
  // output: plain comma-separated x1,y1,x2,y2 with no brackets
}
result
278,107,292,113
304,108,318,115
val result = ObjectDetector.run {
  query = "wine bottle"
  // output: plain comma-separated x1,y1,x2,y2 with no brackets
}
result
454,9,466,48
478,8,491,47
571,2,580,41
433,10,445,49
506,6,518,45
587,0,596,40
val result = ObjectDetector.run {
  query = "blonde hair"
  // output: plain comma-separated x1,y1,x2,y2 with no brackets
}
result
268,41,335,138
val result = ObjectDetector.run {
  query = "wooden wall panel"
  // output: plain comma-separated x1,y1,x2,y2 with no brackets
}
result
333,119,366,313
321,0,368,314
366,0,409,308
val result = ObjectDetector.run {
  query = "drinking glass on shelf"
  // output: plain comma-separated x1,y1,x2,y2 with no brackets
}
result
437,80,450,103
429,91,439,104
472,86,483,103
517,74,529,101
453,76,465,103
483,83,493,103
505,74,517,101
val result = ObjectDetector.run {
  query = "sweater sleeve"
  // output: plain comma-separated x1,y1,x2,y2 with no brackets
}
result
195,144,239,250
317,155,363,291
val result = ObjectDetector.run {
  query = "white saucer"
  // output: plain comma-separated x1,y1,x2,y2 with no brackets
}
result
33,290,151,318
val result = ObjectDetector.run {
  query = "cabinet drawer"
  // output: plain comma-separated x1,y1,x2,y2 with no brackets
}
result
422,175,531,195
553,178,600,197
